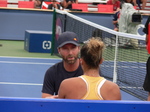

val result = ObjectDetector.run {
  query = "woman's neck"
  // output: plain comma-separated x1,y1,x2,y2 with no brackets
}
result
84,69,100,77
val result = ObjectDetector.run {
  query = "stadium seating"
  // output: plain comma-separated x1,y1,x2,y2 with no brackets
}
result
18,1,34,8
72,3,88,12
0,0,7,7
97,4,113,13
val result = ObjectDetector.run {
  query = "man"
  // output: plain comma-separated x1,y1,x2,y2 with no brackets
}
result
143,16,150,101
106,0,120,12
34,0,63,9
48,0,61,10
62,0,78,9
33,0,51,8
41,31,83,98
112,11,120,31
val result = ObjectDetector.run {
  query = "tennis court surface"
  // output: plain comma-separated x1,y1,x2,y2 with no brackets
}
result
0,56,143,100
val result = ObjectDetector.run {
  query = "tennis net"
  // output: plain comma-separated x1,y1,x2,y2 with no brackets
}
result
52,9,149,100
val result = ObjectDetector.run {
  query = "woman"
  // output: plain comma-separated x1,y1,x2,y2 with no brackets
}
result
58,37,121,100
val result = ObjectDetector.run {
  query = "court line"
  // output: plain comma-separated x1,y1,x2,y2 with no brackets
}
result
120,86,143,89
101,65,146,68
0,61,55,65
0,82,42,86
0,56,146,64
0,56,62,60
118,66,146,68
0,56,146,63
1,61,145,68
2,61,145,68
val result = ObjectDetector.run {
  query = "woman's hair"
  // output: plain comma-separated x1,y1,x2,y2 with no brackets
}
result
81,37,105,69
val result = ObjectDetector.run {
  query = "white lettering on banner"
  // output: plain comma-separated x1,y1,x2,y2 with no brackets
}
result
56,25,62,37
42,41,51,49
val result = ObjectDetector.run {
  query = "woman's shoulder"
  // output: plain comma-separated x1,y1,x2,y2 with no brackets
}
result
104,80,119,90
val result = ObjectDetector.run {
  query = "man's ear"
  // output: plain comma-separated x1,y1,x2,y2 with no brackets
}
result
58,48,60,53
80,58,82,64
58,48,61,56
80,58,83,65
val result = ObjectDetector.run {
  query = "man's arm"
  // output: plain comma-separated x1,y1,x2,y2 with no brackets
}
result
141,0,147,10
33,0,42,8
42,93,58,98
132,0,137,6
41,67,56,98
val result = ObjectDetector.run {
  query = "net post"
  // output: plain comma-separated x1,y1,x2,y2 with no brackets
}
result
113,35,118,83
51,8,56,56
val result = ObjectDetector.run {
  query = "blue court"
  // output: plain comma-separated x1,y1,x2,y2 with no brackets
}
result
0,56,61,98
0,56,142,100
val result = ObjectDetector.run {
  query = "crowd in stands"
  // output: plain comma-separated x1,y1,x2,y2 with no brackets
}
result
1,0,147,11
32,0,78,9
31,0,147,11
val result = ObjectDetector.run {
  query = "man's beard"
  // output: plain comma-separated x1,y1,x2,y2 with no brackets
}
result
62,54,78,64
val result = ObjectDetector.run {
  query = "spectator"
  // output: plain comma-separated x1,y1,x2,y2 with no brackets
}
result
41,31,83,98
33,0,63,9
58,37,121,100
32,0,51,8
143,16,150,101
56,0,64,8
48,0,61,9
32,0,42,8
107,0,120,12
124,0,135,6
62,0,78,9
132,0,147,10
113,11,120,31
